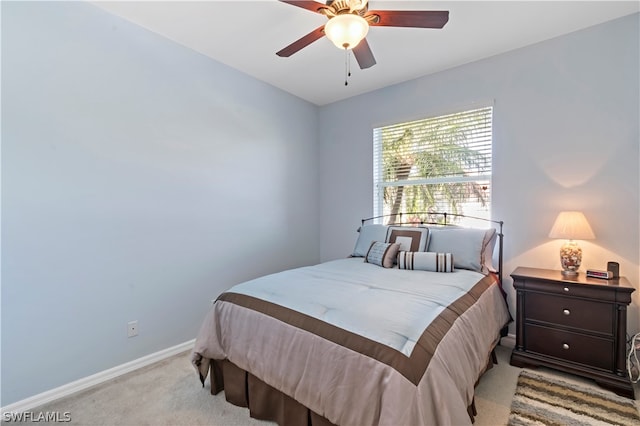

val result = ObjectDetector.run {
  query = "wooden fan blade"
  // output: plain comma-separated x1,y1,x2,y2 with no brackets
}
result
367,10,449,28
352,38,376,69
276,26,325,57
279,0,328,14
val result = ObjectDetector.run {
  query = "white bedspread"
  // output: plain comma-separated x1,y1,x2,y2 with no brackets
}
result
193,257,511,425
231,257,486,356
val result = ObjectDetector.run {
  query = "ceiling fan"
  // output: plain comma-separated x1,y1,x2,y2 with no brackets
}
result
276,0,449,70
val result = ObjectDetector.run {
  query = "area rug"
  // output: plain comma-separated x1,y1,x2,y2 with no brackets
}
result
508,370,640,426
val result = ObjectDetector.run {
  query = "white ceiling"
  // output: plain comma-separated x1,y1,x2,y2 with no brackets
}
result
92,1,639,106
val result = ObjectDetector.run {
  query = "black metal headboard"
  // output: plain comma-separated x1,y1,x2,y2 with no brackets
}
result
360,212,504,286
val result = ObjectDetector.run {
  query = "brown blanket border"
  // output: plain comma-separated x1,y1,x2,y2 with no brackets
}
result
218,273,497,385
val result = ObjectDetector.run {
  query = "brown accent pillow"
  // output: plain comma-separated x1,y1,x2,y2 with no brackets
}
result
387,227,429,252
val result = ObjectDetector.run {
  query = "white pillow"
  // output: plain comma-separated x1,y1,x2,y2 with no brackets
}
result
427,227,497,273
352,224,388,257
397,251,454,272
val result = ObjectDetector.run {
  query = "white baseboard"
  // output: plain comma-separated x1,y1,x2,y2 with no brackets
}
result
3,333,515,414
1,339,195,415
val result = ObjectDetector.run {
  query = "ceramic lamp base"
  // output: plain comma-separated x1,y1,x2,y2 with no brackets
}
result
560,240,582,276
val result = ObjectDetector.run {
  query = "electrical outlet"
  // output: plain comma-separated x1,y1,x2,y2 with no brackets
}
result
127,320,138,338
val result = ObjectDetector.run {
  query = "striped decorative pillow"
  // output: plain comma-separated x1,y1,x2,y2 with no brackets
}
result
365,241,400,268
397,251,454,272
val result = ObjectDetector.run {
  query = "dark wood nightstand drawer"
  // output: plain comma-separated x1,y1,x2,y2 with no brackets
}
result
524,292,613,335
526,324,614,370
518,279,619,302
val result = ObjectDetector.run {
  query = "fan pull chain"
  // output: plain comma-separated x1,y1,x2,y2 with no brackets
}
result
344,49,352,86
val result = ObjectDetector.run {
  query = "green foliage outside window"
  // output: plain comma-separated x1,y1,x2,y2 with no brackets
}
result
375,107,492,225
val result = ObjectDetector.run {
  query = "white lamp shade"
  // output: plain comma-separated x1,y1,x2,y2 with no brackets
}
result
548,211,595,240
324,14,369,50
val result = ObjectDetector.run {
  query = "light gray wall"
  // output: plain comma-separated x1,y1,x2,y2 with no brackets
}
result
1,2,319,406
318,14,640,335
3,1,638,408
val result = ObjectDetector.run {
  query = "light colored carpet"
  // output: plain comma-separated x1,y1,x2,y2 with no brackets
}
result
7,345,640,425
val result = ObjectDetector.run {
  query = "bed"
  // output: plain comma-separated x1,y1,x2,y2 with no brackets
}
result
192,213,511,425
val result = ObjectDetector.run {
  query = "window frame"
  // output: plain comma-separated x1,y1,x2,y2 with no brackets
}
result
373,104,494,225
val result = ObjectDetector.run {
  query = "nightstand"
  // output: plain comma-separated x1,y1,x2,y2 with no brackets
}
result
510,266,635,399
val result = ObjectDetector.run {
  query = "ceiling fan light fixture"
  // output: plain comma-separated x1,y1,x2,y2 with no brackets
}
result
348,0,369,12
324,13,369,50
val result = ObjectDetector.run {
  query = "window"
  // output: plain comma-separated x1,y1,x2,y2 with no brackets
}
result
373,106,493,226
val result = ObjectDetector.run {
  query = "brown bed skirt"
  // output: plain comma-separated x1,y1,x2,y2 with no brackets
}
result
207,348,498,426
210,359,337,426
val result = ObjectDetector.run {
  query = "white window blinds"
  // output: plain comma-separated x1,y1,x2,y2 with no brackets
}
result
373,106,493,225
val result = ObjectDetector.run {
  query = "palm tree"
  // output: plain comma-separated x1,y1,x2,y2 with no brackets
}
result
380,109,490,225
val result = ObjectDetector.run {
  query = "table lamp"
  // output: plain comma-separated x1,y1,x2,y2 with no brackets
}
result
548,211,595,276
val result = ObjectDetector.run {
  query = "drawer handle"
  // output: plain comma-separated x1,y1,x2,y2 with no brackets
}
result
563,287,570,292
562,343,570,350
563,309,571,316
